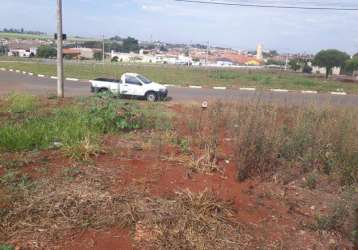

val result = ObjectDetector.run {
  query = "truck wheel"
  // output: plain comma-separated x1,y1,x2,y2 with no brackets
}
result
146,92,157,102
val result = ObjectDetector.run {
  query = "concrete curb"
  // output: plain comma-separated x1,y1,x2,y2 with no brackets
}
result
51,76,58,79
38,74,45,78
213,86,227,90
189,85,202,89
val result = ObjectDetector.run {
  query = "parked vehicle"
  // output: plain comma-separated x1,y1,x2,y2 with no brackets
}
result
90,73,168,101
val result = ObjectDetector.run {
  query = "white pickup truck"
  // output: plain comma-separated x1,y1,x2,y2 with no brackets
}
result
90,73,168,101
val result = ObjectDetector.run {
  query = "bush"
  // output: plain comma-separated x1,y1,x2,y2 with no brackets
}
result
37,45,56,58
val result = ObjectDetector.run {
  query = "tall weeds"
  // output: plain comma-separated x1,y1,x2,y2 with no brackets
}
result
231,103,358,185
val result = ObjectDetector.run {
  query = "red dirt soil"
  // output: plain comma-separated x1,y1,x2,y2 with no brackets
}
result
63,229,132,250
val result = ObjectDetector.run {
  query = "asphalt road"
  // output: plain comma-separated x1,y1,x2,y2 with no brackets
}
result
1,70,358,107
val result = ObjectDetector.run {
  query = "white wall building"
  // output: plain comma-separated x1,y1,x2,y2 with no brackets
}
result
111,50,192,65
311,65,341,76
8,47,37,58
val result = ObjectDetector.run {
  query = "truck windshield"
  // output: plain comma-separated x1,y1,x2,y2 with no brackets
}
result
137,75,152,84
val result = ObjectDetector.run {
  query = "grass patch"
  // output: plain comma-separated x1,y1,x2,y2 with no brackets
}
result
0,95,171,160
0,244,14,250
1,93,39,113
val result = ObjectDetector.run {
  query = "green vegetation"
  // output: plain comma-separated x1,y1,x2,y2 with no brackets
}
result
289,58,301,72
0,94,169,160
0,244,14,250
0,60,357,93
345,57,358,74
313,49,350,79
1,92,39,113
37,45,57,58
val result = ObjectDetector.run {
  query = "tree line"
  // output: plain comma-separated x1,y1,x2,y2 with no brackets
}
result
1,28,46,35
289,50,358,79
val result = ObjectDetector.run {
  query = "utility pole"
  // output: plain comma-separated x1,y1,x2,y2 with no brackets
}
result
56,0,64,98
102,35,105,64
206,41,209,66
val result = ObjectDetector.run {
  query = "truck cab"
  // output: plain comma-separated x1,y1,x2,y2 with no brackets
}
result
90,73,168,101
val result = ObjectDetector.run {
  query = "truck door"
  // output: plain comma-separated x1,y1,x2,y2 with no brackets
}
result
109,81,120,95
121,75,143,96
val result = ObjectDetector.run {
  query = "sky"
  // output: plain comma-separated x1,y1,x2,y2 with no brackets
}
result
0,0,358,54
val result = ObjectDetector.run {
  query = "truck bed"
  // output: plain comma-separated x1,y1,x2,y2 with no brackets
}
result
93,78,122,83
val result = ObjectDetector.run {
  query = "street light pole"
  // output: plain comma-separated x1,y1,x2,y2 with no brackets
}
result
57,0,64,98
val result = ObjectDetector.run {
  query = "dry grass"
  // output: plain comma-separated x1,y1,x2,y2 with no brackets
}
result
0,166,244,249
133,190,245,250
228,103,358,185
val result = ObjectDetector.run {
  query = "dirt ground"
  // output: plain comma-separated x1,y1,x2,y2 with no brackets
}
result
0,101,356,250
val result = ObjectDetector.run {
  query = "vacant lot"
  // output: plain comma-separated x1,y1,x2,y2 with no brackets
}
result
0,93,357,249
1,60,358,93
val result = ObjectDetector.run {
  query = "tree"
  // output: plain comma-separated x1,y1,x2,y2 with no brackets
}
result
353,53,358,59
313,49,350,79
344,57,358,74
37,45,57,58
289,59,301,72
121,37,139,53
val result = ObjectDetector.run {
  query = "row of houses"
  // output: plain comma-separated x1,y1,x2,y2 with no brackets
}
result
110,50,192,65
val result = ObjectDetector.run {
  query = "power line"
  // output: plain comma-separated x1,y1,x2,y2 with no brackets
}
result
174,0,358,11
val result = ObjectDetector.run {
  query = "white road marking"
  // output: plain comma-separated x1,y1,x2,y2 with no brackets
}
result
271,89,289,92
38,74,45,78
331,92,347,95
240,87,256,91
301,90,318,94
213,86,227,90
